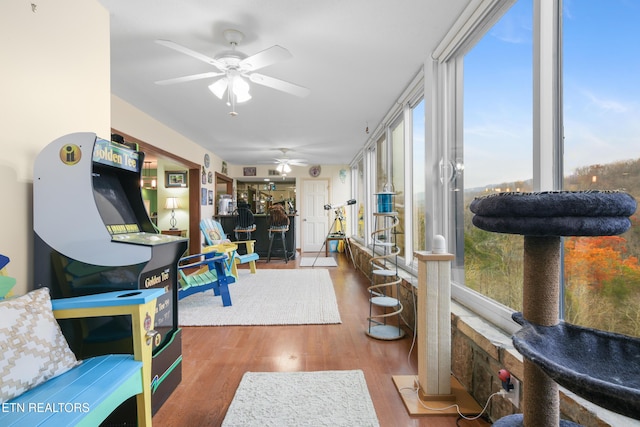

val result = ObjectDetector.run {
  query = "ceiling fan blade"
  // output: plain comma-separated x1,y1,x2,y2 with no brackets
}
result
155,39,226,70
240,45,292,71
288,160,308,166
155,71,224,86
248,73,310,98
273,158,308,166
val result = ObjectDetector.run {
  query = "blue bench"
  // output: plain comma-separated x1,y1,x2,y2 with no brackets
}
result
0,288,164,427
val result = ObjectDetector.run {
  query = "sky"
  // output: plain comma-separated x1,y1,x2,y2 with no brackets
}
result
463,0,640,189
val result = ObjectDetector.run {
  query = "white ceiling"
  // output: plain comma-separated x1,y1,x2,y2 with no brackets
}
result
100,0,470,167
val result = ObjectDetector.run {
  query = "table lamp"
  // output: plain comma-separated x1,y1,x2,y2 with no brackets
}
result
165,197,180,230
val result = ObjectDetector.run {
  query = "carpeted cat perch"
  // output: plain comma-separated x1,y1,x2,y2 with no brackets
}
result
470,191,638,426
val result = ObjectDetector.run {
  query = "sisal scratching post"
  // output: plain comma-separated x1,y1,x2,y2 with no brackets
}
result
523,236,560,326
393,237,481,416
417,250,454,399
522,236,560,427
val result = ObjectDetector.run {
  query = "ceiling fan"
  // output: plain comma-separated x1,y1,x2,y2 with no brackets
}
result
155,29,310,116
266,148,308,173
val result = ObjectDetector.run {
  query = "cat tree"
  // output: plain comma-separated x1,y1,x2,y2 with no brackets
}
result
470,190,638,426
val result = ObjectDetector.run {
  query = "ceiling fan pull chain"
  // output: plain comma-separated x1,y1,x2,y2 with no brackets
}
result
228,76,238,116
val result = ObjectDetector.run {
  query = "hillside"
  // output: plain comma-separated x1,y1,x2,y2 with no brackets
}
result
463,157,640,337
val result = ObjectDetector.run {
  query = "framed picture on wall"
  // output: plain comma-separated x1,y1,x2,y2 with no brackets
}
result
208,190,213,205
165,171,188,188
201,188,207,206
243,167,256,176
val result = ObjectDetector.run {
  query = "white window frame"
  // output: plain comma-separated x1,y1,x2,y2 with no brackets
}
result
354,71,424,269
349,0,569,333
426,0,564,334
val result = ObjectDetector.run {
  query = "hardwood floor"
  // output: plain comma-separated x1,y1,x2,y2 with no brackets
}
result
153,252,491,427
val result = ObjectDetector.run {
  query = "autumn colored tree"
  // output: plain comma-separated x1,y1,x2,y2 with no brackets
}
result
565,236,635,288
564,235,640,335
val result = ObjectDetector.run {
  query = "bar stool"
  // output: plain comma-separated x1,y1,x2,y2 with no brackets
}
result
233,203,256,241
266,205,290,263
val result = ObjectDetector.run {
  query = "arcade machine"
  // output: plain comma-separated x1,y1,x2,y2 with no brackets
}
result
33,132,188,419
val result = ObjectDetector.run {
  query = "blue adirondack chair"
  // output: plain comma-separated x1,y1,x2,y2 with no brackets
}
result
0,254,16,299
200,218,259,274
178,253,236,306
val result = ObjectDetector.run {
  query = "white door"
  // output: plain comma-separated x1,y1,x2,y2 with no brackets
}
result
302,179,329,252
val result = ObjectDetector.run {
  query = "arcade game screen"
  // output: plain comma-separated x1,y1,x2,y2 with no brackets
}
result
92,169,141,234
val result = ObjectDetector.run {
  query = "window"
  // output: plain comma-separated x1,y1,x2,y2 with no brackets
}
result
365,145,377,245
412,99,426,251
460,0,533,311
375,134,387,194
390,116,405,257
562,0,640,337
352,80,426,269
356,158,365,239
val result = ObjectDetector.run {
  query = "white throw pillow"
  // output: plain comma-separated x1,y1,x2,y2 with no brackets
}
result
0,287,79,402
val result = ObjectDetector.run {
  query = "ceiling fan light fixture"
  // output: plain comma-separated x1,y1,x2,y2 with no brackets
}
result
276,163,291,174
235,91,252,103
232,75,252,103
208,78,228,99
210,73,252,104
277,163,291,173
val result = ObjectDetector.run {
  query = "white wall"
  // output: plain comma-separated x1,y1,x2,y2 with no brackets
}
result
305,165,354,235
0,0,110,294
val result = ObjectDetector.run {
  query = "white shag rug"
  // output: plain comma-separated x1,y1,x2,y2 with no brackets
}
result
178,269,341,326
299,257,338,267
222,370,380,427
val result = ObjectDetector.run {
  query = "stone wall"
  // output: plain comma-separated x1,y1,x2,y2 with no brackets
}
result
348,239,622,426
